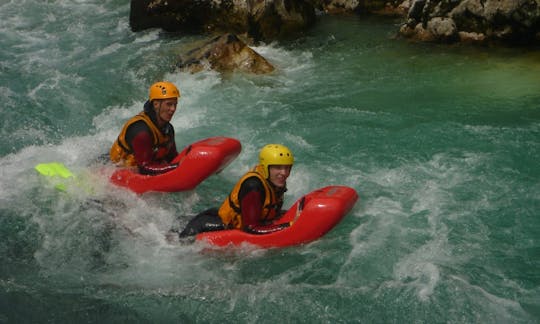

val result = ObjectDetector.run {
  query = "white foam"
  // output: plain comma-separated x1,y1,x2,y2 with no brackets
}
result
133,30,161,43
449,275,529,320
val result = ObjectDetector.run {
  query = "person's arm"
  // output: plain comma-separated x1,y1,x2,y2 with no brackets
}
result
127,123,178,175
239,178,288,234
163,124,179,163
165,140,179,163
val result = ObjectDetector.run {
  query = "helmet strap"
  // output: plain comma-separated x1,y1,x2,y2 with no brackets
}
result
153,100,166,128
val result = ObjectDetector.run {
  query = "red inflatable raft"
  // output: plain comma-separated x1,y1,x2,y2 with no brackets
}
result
196,185,358,248
110,136,241,194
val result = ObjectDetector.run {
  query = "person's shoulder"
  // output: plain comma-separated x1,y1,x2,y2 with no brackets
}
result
127,120,151,133
241,176,264,191
238,176,265,199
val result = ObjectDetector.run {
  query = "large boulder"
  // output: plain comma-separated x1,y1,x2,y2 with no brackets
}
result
130,0,316,42
176,33,275,74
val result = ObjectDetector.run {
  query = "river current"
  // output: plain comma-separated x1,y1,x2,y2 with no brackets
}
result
1,1,539,323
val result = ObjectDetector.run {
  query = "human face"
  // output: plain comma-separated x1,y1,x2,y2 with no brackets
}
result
268,165,291,188
153,98,178,127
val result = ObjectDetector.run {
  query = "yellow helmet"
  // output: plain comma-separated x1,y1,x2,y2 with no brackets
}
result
259,144,294,178
148,81,180,101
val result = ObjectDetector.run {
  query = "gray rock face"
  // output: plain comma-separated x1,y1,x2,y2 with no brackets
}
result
310,0,539,44
399,0,540,44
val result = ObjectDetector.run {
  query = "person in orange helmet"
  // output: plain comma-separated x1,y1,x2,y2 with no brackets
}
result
109,81,181,175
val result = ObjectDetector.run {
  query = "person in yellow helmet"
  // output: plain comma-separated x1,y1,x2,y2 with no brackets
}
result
109,81,181,175
175,144,294,237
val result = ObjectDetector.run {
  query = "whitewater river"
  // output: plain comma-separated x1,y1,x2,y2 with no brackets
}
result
1,0,539,322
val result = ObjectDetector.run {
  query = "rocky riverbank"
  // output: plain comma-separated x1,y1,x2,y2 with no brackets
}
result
130,0,539,46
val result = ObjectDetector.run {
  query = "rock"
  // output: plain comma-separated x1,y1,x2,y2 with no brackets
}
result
399,0,540,45
316,0,361,13
176,33,275,74
413,22,436,41
399,22,416,37
451,0,540,43
407,0,426,21
458,30,486,43
427,17,458,41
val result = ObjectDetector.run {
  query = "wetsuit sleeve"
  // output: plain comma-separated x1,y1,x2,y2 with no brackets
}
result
164,125,178,163
126,122,178,175
165,139,178,163
240,190,263,228
239,177,288,234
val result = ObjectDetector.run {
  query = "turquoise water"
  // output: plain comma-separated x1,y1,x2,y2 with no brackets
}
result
1,0,540,322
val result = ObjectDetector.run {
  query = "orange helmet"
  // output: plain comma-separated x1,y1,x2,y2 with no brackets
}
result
148,81,180,101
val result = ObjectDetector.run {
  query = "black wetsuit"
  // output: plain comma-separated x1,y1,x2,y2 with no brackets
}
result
178,208,223,237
